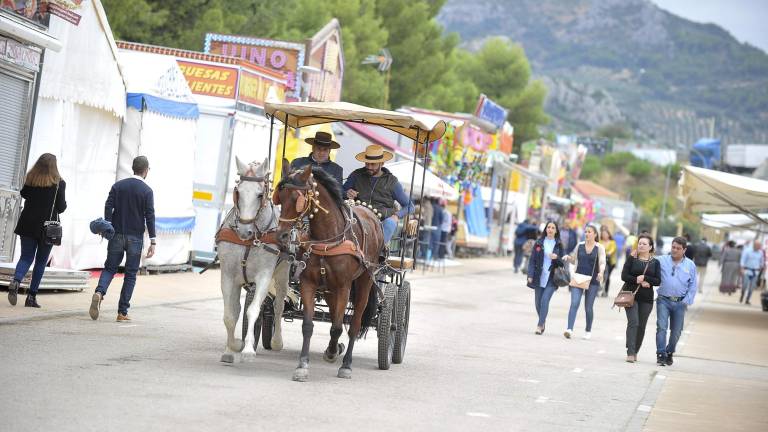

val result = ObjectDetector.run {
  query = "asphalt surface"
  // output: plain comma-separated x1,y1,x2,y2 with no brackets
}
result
0,262,765,431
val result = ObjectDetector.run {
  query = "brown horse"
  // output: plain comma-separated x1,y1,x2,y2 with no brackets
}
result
274,164,383,381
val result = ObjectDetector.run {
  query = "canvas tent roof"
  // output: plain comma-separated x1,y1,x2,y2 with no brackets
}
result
701,213,768,231
679,166,768,223
118,49,199,119
385,160,458,200
265,101,446,144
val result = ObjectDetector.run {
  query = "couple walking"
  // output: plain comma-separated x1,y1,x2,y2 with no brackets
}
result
612,235,698,366
6,153,155,322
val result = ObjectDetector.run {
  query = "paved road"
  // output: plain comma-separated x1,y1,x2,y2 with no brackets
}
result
0,261,765,431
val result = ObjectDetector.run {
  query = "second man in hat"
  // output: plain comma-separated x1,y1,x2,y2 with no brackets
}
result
343,145,414,244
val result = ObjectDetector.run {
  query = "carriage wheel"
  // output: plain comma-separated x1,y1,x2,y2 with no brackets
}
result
377,283,397,370
260,296,274,350
392,281,411,364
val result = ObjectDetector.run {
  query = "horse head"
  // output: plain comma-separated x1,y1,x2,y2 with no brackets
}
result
233,156,270,240
274,164,313,249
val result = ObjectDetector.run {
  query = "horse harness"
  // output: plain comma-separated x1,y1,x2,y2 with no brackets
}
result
275,172,378,293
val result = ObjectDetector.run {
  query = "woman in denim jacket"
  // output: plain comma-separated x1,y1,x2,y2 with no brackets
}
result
527,221,565,335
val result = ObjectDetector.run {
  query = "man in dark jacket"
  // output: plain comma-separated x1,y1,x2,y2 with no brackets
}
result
89,156,156,322
290,131,344,186
343,145,414,244
692,238,712,293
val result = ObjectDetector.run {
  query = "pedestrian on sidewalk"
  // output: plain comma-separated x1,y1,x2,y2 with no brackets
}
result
438,199,452,259
692,238,712,293
739,240,765,305
7,153,67,308
563,225,605,340
719,240,740,295
89,156,156,322
655,237,697,366
621,234,661,363
513,219,536,273
600,226,617,297
527,221,565,335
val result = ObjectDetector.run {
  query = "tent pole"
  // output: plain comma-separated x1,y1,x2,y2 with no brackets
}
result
403,129,422,269
267,115,274,171
280,113,288,178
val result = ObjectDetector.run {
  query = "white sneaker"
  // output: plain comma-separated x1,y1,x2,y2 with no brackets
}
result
582,332,592,340
564,329,572,339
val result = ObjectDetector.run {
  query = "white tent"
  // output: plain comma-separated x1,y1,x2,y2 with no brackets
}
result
701,213,768,231
28,0,125,270
385,160,458,201
680,166,768,215
117,50,199,266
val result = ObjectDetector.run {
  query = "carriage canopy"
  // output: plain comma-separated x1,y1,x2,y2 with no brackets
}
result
265,101,447,144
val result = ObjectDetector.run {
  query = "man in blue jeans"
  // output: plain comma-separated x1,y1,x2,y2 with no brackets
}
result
656,236,698,366
89,156,156,321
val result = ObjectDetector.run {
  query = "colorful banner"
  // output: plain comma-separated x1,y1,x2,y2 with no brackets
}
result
177,60,238,99
473,94,508,129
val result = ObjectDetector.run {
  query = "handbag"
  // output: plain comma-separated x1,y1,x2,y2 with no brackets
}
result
43,182,62,246
613,257,650,309
552,264,571,287
570,244,598,289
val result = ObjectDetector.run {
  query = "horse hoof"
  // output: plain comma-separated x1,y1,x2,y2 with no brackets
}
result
293,367,309,382
323,349,338,363
241,351,257,363
220,353,235,364
337,367,352,379
271,338,283,351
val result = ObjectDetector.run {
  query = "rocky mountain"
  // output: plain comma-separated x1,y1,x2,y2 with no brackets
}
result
437,0,768,145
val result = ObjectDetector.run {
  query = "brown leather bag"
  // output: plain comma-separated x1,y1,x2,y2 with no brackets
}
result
613,258,650,309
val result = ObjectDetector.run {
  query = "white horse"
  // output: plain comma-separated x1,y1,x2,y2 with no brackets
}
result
218,157,289,363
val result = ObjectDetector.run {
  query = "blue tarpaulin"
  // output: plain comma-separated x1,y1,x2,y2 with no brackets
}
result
155,216,196,234
464,185,489,237
127,93,200,120
691,138,721,169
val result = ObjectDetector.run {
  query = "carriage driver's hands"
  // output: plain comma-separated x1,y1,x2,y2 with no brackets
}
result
147,243,156,259
346,189,359,199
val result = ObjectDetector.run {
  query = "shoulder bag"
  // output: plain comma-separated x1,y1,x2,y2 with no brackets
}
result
43,182,62,246
613,257,650,309
570,244,598,289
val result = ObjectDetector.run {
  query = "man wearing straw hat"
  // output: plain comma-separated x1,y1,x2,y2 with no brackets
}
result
344,144,414,244
290,131,344,186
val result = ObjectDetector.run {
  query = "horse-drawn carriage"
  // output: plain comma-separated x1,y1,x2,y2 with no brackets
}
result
216,101,446,381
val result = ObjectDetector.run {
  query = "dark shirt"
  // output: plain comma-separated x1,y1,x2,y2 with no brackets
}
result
15,180,67,240
692,242,712,267
343,168,415,219
290,154,344,186
105,177,156,239
621,256,661,303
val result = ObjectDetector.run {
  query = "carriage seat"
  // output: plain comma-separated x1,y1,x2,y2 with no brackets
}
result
386,256,414,269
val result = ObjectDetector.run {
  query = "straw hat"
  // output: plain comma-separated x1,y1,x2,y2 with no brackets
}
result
355,144,393,163
305,131,340,149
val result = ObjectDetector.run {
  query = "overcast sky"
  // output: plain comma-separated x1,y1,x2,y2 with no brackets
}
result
652,0,768,52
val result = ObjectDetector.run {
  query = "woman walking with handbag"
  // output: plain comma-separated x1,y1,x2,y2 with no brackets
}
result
600,226,617,297
563,225,606,340
620,234,661,363
527,221,564,335
7,153,67,308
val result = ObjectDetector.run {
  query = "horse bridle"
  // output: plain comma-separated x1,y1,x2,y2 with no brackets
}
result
232,173,273,235
273,173,329,224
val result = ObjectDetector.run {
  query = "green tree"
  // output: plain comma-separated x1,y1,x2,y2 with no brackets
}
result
580,155,603,180
603,152,636,170
627,159,653,178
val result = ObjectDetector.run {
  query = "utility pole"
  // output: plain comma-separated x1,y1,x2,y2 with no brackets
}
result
659,162,672,233
362,48,393,108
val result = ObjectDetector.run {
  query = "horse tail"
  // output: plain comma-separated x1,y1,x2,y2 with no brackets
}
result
357,282,378,339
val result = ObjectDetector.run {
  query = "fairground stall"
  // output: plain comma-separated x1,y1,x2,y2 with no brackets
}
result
117,49,199,271
117,42,288,264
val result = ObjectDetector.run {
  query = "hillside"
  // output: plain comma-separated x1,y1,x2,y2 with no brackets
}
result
437,0,768,145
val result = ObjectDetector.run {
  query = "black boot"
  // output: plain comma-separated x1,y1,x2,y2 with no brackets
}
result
25,293,41,308
7,280,19,306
